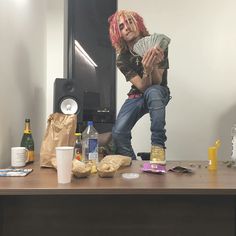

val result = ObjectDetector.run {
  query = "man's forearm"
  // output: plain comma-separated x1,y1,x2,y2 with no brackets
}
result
151,67,164,85
129,72,152,93
140,70,152,91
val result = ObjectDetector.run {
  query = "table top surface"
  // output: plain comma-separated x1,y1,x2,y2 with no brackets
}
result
0,160,236,195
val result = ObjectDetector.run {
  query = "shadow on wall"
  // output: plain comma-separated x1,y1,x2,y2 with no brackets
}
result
0,41,32,167
0,41,43,168
14,41,46,156
14,41,33,113
32,87,46,153
217,103,236,160
0,125,14,167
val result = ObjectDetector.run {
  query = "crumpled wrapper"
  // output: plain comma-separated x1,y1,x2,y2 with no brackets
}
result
168,166,193,174
97,155,132,178
72,159,92,178
97,162,118,178
141,162,166,174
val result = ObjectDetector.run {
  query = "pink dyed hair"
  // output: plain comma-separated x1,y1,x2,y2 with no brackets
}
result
108,10,149,53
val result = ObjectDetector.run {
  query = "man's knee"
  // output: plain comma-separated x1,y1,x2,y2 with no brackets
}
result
144,85,169,106
144,85,165,99
112,128,123,143
144,87,169,111
112,129,119,142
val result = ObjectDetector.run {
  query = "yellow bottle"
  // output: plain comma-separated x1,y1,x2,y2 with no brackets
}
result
208,146,217,171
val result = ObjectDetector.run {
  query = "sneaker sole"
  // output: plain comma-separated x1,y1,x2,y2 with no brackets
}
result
150,160,166,165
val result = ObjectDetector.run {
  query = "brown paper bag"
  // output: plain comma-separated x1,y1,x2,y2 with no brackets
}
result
40,113,77,167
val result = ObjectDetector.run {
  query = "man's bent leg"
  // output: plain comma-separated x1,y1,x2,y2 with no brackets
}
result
112,97,146,160
145,85,169,164
144,85,170,164
144,85,170,148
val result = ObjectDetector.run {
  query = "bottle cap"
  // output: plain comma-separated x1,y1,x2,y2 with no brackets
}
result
25,118,30,122
215,140,221,150
122,173,140,179
88,121,93,126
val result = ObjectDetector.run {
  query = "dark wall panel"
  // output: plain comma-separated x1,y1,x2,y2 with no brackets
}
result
68,0,117,133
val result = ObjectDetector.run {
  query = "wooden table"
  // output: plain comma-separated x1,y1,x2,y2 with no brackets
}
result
0,161,235,236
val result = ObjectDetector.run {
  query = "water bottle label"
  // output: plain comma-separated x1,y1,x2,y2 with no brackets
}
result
88,139,98,161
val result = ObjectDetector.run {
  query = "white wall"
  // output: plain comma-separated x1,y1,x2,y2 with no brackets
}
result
118,0,236,160
0,0,47,167
46,0,67,118
0,0,66,168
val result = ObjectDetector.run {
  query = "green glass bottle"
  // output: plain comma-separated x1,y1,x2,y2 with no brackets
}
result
20,118,35,163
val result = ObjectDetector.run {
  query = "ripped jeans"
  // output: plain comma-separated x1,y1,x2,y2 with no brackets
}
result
112,85,170,160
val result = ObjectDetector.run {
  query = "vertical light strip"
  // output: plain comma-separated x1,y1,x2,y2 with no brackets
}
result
74,40,98,67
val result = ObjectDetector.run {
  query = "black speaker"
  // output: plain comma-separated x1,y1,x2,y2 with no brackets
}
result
53,78,80,115
54,78,114,133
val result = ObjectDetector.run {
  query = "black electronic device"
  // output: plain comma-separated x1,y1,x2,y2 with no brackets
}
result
53,78,114,133
53,78,80,116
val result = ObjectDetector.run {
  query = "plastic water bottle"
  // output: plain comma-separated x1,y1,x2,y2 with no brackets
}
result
82,121,98,163
231,124,236,162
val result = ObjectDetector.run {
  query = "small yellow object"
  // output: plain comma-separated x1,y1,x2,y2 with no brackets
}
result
208,139,221,171
91,164,97,174
208,146,217,171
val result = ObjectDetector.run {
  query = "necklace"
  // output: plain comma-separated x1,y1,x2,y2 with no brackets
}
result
129,49,141,66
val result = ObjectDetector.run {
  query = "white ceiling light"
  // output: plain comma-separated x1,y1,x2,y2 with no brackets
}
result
74,40,98,68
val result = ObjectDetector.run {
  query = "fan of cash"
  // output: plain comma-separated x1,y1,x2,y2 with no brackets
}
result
133,33,171,57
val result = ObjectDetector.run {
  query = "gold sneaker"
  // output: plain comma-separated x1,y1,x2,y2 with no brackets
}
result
150,145,166,165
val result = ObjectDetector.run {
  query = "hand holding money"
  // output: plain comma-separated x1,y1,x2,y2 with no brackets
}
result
142,47,164,74
133,33,171,58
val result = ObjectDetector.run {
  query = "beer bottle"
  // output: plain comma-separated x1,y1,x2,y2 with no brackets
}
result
20,118,35,163
74,133,83,161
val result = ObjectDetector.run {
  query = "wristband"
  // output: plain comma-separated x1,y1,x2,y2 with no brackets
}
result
143,70,150,78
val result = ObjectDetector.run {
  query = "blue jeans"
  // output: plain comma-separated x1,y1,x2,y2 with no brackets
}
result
112,85,170,160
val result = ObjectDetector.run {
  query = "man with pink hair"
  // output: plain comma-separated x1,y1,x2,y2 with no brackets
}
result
108,10,170,164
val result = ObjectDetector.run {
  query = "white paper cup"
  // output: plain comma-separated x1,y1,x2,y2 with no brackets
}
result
11,147,28,167
55,146,74,184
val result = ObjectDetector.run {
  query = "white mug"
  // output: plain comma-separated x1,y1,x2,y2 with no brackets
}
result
11,147,28,167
